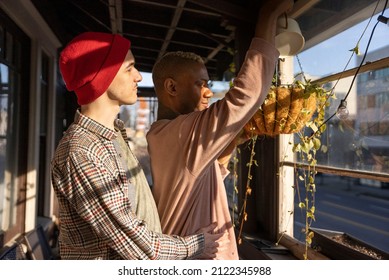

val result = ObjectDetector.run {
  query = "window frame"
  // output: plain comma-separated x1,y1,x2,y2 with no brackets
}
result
237,49,389,260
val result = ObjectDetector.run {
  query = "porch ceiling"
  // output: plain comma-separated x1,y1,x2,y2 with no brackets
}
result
31,0,379,81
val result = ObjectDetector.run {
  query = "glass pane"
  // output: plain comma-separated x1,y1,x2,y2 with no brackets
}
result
0,26,4,59
13,39,21,70
40,53,49,136
294,66,389,175
291,8,389,256
293,172,389,254
294,12,389,175
0,63,13,230
295,9,389,79
5,32,13,64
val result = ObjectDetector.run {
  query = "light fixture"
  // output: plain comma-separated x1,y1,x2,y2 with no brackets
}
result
377,15,388,26
275,14,305,56
336,99,349,120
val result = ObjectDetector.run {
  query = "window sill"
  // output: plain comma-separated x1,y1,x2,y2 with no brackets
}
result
238,233,329,260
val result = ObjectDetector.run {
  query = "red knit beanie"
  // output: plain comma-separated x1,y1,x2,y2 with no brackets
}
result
59,32,131,105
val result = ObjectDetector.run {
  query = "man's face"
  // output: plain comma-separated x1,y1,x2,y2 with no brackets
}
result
174,62,213,114
107,50,142,105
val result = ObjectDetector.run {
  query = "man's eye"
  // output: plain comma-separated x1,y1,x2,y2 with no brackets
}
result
207,80,214,88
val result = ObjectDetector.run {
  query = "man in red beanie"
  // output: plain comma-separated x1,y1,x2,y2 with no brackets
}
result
51,31,225,260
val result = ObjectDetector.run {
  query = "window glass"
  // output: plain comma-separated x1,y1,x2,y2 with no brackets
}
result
294,12,389,174
0,63,8,228
292,9,389,253
0,63,18,230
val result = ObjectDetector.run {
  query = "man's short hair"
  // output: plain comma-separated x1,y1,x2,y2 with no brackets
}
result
152,51,204,94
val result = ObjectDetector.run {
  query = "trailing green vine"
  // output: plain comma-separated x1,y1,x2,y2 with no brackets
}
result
290,80,330,259
236,134,258,245
232,78,331,259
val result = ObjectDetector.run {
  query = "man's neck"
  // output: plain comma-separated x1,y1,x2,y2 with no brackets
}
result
157,102,179,121
81,99,119,130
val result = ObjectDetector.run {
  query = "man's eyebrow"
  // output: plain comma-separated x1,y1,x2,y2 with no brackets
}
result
126,60,135,68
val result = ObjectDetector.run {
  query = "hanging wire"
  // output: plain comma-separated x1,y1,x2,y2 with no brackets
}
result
315,0,389,130
295,54,307,82
329,1,381,98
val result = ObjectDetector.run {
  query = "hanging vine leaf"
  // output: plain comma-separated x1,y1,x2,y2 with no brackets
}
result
349,43,360,55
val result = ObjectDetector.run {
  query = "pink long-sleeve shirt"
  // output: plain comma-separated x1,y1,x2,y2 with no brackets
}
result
147,38,279,259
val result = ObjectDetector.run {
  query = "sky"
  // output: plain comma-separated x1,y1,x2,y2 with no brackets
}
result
295,10,389,78
138,9,389,88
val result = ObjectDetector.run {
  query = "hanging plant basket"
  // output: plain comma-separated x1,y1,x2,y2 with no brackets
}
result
244,82,321,137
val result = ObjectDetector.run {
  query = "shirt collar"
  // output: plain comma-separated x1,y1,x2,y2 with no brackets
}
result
74,109,124,141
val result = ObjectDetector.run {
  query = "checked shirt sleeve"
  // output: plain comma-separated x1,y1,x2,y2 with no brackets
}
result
54,149,204,259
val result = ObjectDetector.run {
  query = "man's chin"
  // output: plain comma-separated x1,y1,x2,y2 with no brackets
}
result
195,105,208,111
123,96,138,105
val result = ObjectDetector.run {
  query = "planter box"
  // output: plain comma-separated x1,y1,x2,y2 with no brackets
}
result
310,228,389,260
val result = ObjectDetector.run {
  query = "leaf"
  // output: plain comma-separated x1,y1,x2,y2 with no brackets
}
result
309,122,319,133
349,44,360,55
313,138,321,150
319,123,327,133
293,143,301,153
301,108,311,115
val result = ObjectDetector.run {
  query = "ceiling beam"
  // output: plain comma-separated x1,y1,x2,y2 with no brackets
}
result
122,18,230,41
157,0,187,59
127,0,220,17
66,0,111,31
109,0,123,34
187,0,254,22
203,31,234,63
288,0,321,19
188,0,325,23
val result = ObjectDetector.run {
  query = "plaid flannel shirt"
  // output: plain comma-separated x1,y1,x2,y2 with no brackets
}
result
51,110,204,259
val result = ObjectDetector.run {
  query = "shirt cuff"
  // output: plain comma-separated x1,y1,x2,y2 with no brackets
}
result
182,233,205,259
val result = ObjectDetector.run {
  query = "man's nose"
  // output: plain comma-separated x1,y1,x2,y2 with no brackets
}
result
137,71,143,82
204,88,214,98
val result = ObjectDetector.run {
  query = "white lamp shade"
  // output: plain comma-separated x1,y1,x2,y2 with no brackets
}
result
275,17,305,56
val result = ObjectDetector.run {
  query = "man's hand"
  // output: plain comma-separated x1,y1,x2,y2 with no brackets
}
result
196,223,231,259
255,0,294,43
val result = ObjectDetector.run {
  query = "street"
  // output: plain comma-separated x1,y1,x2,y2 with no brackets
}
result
293,174,389,254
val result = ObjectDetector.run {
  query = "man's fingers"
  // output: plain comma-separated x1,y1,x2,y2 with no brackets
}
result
197,225,232,259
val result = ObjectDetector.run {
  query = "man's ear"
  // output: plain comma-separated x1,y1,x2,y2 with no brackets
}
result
164,78,178,96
